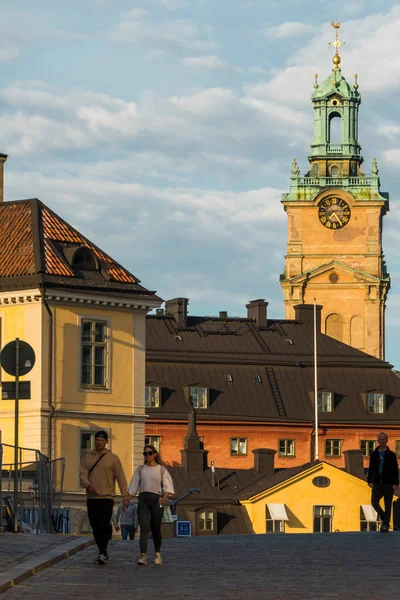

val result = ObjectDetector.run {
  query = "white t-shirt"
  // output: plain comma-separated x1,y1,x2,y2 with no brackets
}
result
128,464,174,496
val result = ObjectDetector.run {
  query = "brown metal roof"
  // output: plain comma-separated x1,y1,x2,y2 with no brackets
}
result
146,314,400,424
0,199,160,300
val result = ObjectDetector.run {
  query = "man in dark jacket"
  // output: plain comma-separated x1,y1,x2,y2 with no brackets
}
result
368,432,399,532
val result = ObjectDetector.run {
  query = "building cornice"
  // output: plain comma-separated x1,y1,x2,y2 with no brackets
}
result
53,409,148,423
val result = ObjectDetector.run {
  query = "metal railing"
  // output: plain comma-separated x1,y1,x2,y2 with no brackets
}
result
0,442,65,533
296,176,372,188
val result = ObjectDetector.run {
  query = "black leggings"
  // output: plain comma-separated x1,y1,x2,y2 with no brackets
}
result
87,499,114,555
137,492,164,553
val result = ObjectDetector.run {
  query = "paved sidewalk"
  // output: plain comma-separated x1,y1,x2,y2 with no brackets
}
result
0,533,93,594
2,532,400,599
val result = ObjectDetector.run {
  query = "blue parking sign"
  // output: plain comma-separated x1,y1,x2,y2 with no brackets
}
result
176,520,192,537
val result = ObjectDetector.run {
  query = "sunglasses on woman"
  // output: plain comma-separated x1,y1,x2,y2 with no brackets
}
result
143,451,154,456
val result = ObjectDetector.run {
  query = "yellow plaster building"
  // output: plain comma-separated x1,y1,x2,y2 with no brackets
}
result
0,163,161,526
241,452,387,534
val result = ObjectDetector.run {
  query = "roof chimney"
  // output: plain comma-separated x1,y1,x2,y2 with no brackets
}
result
0,153,8,203
165,297,189,328
219,311,228,318
246,299,268,327
181,405,207,472
252,448,276,477
294,303,322,330
344,450,366,480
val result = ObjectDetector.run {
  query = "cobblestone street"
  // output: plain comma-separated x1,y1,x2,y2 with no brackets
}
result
2,532,400,599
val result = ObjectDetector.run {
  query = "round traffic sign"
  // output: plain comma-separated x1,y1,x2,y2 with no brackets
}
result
1,340,36,376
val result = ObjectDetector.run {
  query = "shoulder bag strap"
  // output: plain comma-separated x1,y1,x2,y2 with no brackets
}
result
88,452,107,476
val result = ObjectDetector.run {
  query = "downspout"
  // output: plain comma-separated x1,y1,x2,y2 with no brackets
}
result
310,423,315,462
41,288,54,460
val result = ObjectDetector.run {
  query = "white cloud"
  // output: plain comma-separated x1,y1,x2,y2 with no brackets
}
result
0,48,19,61
146,0,185,9
264,21,314,39
384,149,400,166
183,55,239,72
109,9,216,54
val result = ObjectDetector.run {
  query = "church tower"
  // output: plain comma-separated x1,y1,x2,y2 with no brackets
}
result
280,23,390,359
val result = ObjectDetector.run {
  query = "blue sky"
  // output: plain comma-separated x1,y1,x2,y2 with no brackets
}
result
1,1,400,366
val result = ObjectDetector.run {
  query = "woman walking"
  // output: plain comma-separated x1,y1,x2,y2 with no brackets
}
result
124,445,174,565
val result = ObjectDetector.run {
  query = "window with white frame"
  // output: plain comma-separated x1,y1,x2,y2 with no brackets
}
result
317,391,333,412
145,386,161,408
81,320,108,387
230,437,247,456
266,506,285,533
145,435,160,451
198,510,214,531
279,439,295,457
189,386,208,409
325,439,341,457
360,439,375,457
367,393,385,414
313,506,332,533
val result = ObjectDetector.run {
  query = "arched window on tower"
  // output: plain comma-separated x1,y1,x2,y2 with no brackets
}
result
329,113,341,144
325,313,344,342
330,166,339,177
350,315,365,349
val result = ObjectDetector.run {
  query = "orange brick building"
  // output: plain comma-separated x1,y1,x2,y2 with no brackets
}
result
145,299,400,470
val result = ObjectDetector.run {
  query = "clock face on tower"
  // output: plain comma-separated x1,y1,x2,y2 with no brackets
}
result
318,197,351,229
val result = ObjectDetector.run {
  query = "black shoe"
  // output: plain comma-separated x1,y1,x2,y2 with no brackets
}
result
96,554,107,565
380,524,389,533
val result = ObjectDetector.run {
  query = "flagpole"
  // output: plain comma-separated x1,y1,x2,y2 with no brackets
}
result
314,298,319,460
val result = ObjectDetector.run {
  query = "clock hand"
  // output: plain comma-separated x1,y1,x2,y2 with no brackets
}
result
330,212,342,224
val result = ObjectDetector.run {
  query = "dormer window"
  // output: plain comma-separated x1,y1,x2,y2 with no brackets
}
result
253,375,262,384
367,393,385,414
145,385,160,408
317,391,333,412
189,386,208,409
72,246,97,270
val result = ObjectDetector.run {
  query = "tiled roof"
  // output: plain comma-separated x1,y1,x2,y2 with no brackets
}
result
0,199,160,299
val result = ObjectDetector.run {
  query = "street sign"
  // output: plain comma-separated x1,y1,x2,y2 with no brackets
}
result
1,340,35,376
176,520,192,537
2,381,31,400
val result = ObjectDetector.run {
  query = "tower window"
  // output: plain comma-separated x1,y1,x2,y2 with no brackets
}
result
329,113,341,143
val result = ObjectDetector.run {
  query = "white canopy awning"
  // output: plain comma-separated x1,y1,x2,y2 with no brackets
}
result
361,504,378,522
267,503,289,521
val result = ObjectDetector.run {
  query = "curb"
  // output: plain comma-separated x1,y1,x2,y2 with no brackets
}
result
0,537,95,594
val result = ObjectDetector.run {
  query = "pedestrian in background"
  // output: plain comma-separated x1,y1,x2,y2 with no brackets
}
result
368,431,399,532
113,499,137,540
124,444,174,566
80,430,129,564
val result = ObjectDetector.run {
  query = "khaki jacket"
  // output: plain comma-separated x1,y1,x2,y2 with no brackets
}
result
80,449,128,500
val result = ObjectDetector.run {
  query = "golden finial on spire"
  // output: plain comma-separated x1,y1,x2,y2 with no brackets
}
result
314,73,319,89
354,73,359,90
329,21,346,68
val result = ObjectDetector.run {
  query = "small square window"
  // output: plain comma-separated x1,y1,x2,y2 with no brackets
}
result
360,439,375,457
145,435,160,451
367,393,385,414
225,375,233,383
145,385,161,408
253,375,262,384
266,506,285,533
230,437,247,456
175,335,183,342
198,510,214,531
279,439,295,457
325,439,341,457
317,391,333,412
189,386,208,409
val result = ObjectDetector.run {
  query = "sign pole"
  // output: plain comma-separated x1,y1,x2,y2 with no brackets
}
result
13,338,20,533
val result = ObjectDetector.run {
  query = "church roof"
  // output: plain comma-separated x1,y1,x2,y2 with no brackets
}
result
0,198,160,300
312,68,359,100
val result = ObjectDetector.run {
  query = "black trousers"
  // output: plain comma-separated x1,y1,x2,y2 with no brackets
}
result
87,499,114,555
371,483,394,526
137,492,164,553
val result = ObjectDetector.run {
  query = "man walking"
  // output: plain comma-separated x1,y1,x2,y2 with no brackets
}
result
368,432,399,532
80,431,129,564
113,499,137,540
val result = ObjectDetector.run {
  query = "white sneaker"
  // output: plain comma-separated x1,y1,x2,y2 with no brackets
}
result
137,553,147,565
154,553,162,565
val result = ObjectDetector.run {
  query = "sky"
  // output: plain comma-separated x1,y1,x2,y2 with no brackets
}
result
1,1,400,366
